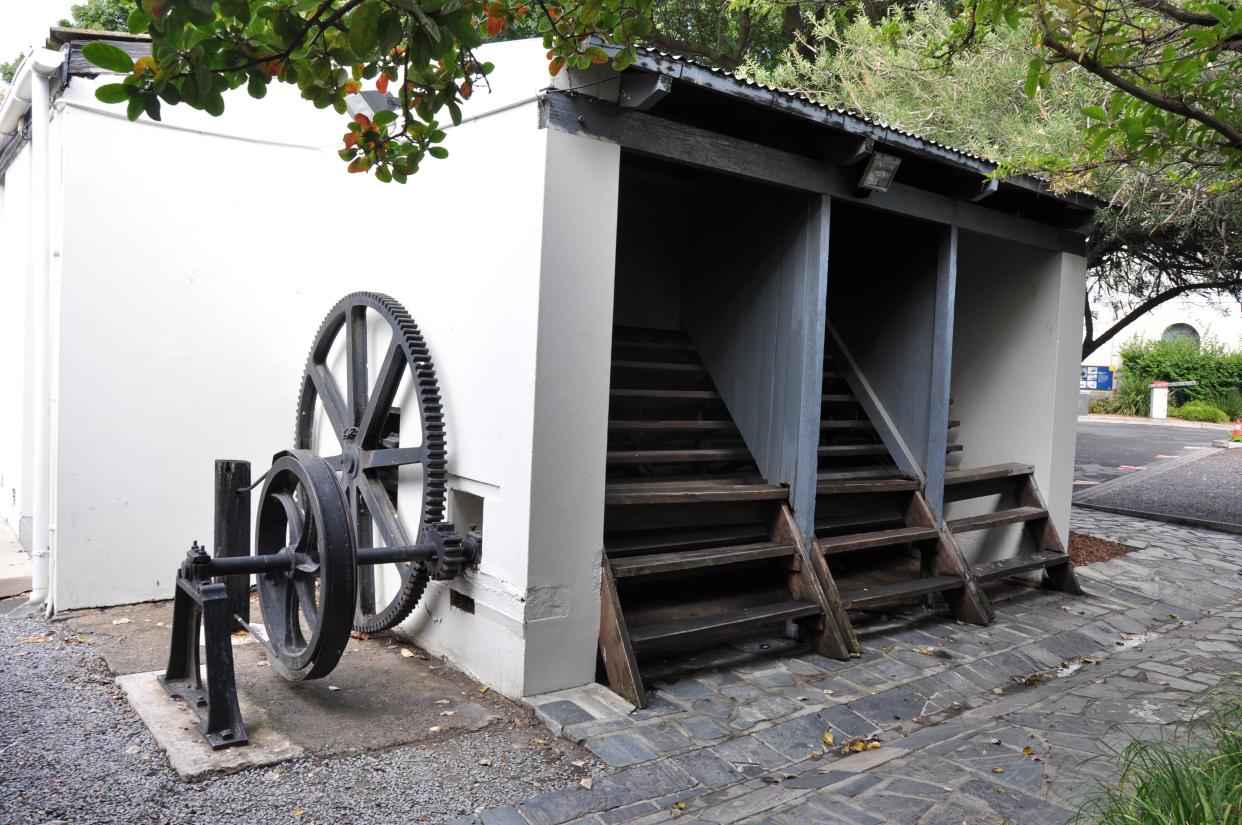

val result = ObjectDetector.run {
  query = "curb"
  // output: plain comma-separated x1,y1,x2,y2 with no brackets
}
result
1073,501,1242,535
1078,414,1234,431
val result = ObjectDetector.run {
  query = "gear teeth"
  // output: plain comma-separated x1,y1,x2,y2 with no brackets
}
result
294,291,450,634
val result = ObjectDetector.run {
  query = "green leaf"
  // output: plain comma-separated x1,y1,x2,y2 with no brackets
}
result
1022,57,1042,97
127,9,151,34
1083,105,1110,121
144,95,162,122
204,91,225,117
126,94,144,121
428,146,448,159
348,2,381,60
373,109,398,126
82,42,135,74
95,84,130,104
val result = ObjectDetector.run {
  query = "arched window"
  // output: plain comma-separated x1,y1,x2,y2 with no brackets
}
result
1162,323,1200,344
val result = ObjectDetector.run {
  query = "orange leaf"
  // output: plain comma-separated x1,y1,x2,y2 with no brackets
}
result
460,81,473,99
353,113,372,127
343,132,359,149
486,15,505,36
548,57,565,75
589,51,608,64
347,157,370,173
342,79,362,95
376,74,389,93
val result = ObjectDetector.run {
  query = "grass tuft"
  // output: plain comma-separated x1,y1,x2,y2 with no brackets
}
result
1078,680,1242,824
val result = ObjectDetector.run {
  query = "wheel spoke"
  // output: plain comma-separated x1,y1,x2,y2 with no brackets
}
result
351,483,376,616
346,304,368,427
359,476,410,548
358,341,404,448
283,581,303,649
310,363,350,441
362,446,425,470
272,492,304,549
295,576,319,627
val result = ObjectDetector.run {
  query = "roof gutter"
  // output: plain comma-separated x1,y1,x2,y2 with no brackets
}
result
0,49,64,137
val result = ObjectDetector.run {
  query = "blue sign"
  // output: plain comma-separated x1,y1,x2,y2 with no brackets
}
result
1081,365,1114,391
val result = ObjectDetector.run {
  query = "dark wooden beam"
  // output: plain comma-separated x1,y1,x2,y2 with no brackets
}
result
924,225,957,523
619,72,672,110
539,93,1086,255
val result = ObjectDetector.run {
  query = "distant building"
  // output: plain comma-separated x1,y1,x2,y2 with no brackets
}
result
1085,294,1242,370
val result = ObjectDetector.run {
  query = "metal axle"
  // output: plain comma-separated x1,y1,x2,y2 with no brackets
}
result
186,541,440,580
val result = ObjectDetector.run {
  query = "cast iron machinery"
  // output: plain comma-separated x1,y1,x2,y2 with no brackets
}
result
160,293,481,749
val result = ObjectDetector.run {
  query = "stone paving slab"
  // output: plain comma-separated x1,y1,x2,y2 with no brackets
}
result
460,507,1242,824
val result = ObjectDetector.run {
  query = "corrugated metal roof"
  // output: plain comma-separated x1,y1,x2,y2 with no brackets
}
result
618,44,1099,209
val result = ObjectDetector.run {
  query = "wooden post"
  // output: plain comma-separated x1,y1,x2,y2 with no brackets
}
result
214,459,251,626
925,225,957,522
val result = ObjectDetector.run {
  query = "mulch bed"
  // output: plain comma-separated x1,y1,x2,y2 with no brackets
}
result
1069,531,1137,565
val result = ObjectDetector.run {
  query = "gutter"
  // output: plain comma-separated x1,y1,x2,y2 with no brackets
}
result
2,48,66,610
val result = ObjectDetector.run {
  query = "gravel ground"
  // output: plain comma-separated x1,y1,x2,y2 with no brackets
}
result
0,603,597,825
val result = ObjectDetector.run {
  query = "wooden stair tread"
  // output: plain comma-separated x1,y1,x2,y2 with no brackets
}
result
815,512,906,535
605,478,787,505
629,600,820,650
840,575,962,609
606,525,770,556
611,389,719,401
948,506,1047,533
946,444,964,453
608,448,754,464
611,541,796,578
817,526,940,556
818,475,920,494
944,463,1033,485
820,420,874,430
818,444,890,457
822,393,857,403
609,420,737,431
973,549,1069,582
611,360,705,373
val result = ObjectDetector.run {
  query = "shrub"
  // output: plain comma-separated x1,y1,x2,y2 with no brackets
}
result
1111,369,1151,417
1169,400,1229,423
1088,397,1117,414
1212,389,1242,422
1119,336,1242,406
1079,682,1242,825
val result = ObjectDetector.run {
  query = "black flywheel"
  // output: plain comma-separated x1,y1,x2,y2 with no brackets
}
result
294,292,448,634
255,450,356,680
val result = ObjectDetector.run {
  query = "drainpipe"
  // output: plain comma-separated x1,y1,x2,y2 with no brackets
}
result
2,48,66,607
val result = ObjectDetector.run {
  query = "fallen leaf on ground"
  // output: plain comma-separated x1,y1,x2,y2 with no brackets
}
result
327,686,340,692
992,767,1005,774
809,751,822,761
580,778,593,790
990,738,1002,745
350,631,370,640
914,647,935,655
571,759,586,768
477,758,491,767
822,731,834,747
440,711,456,717
479,686,489,695
291,809,305,817
400,649,415,658
435,699,451,704
18,635,50,644
125,745,140,755
111,617,132,625
1022,746,1035,756
429,726,442,733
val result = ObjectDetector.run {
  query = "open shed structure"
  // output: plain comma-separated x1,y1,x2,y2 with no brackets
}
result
0,33,1091,705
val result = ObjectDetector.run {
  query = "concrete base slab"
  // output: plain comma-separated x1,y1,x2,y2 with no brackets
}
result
525,683,636,736
117,670,303,779
0,522,31,599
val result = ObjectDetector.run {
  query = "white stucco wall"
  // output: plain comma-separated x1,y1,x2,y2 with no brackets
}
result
948,233,1085,559
1084,294,1242,370
0,38,618,698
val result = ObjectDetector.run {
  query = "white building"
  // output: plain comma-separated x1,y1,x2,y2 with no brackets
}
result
0,30,1094,706
1084,294,1242,371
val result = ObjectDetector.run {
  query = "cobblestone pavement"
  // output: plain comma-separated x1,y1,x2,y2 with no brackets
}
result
461,508,1242,825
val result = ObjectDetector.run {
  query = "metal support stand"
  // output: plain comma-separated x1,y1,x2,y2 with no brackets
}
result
214,459,251,627
159,560,249,749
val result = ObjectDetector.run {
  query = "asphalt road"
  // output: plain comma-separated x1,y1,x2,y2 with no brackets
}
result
1074,421,1219,484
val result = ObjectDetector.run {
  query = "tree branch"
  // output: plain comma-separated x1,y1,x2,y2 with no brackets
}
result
1082,278,1242,358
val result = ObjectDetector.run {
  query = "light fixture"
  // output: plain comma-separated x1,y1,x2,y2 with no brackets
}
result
345,90,399,119
856,151,901,193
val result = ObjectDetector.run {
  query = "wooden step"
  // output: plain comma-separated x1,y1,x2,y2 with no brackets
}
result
946,444,964,453
605,478,787,505
839,575,962,609
818,444,889,458
629,600,820,652
948,506,1047,534
948,419,961,429
820,420,874,430
943,463,1035,503
611,389,719,402
611,541,796,578
611,360,706,374
606,524,770,556
815,512,906,535
608,448,754,464
972,549,1069,583
817,474,920,494
822,393,857,403
817,526,940,556
609,420,738,432
945,463,1033,485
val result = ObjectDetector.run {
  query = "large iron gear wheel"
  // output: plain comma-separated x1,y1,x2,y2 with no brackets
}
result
294,292,447,634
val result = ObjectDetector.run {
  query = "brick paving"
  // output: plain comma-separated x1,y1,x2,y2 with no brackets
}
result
454,508,1242,825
